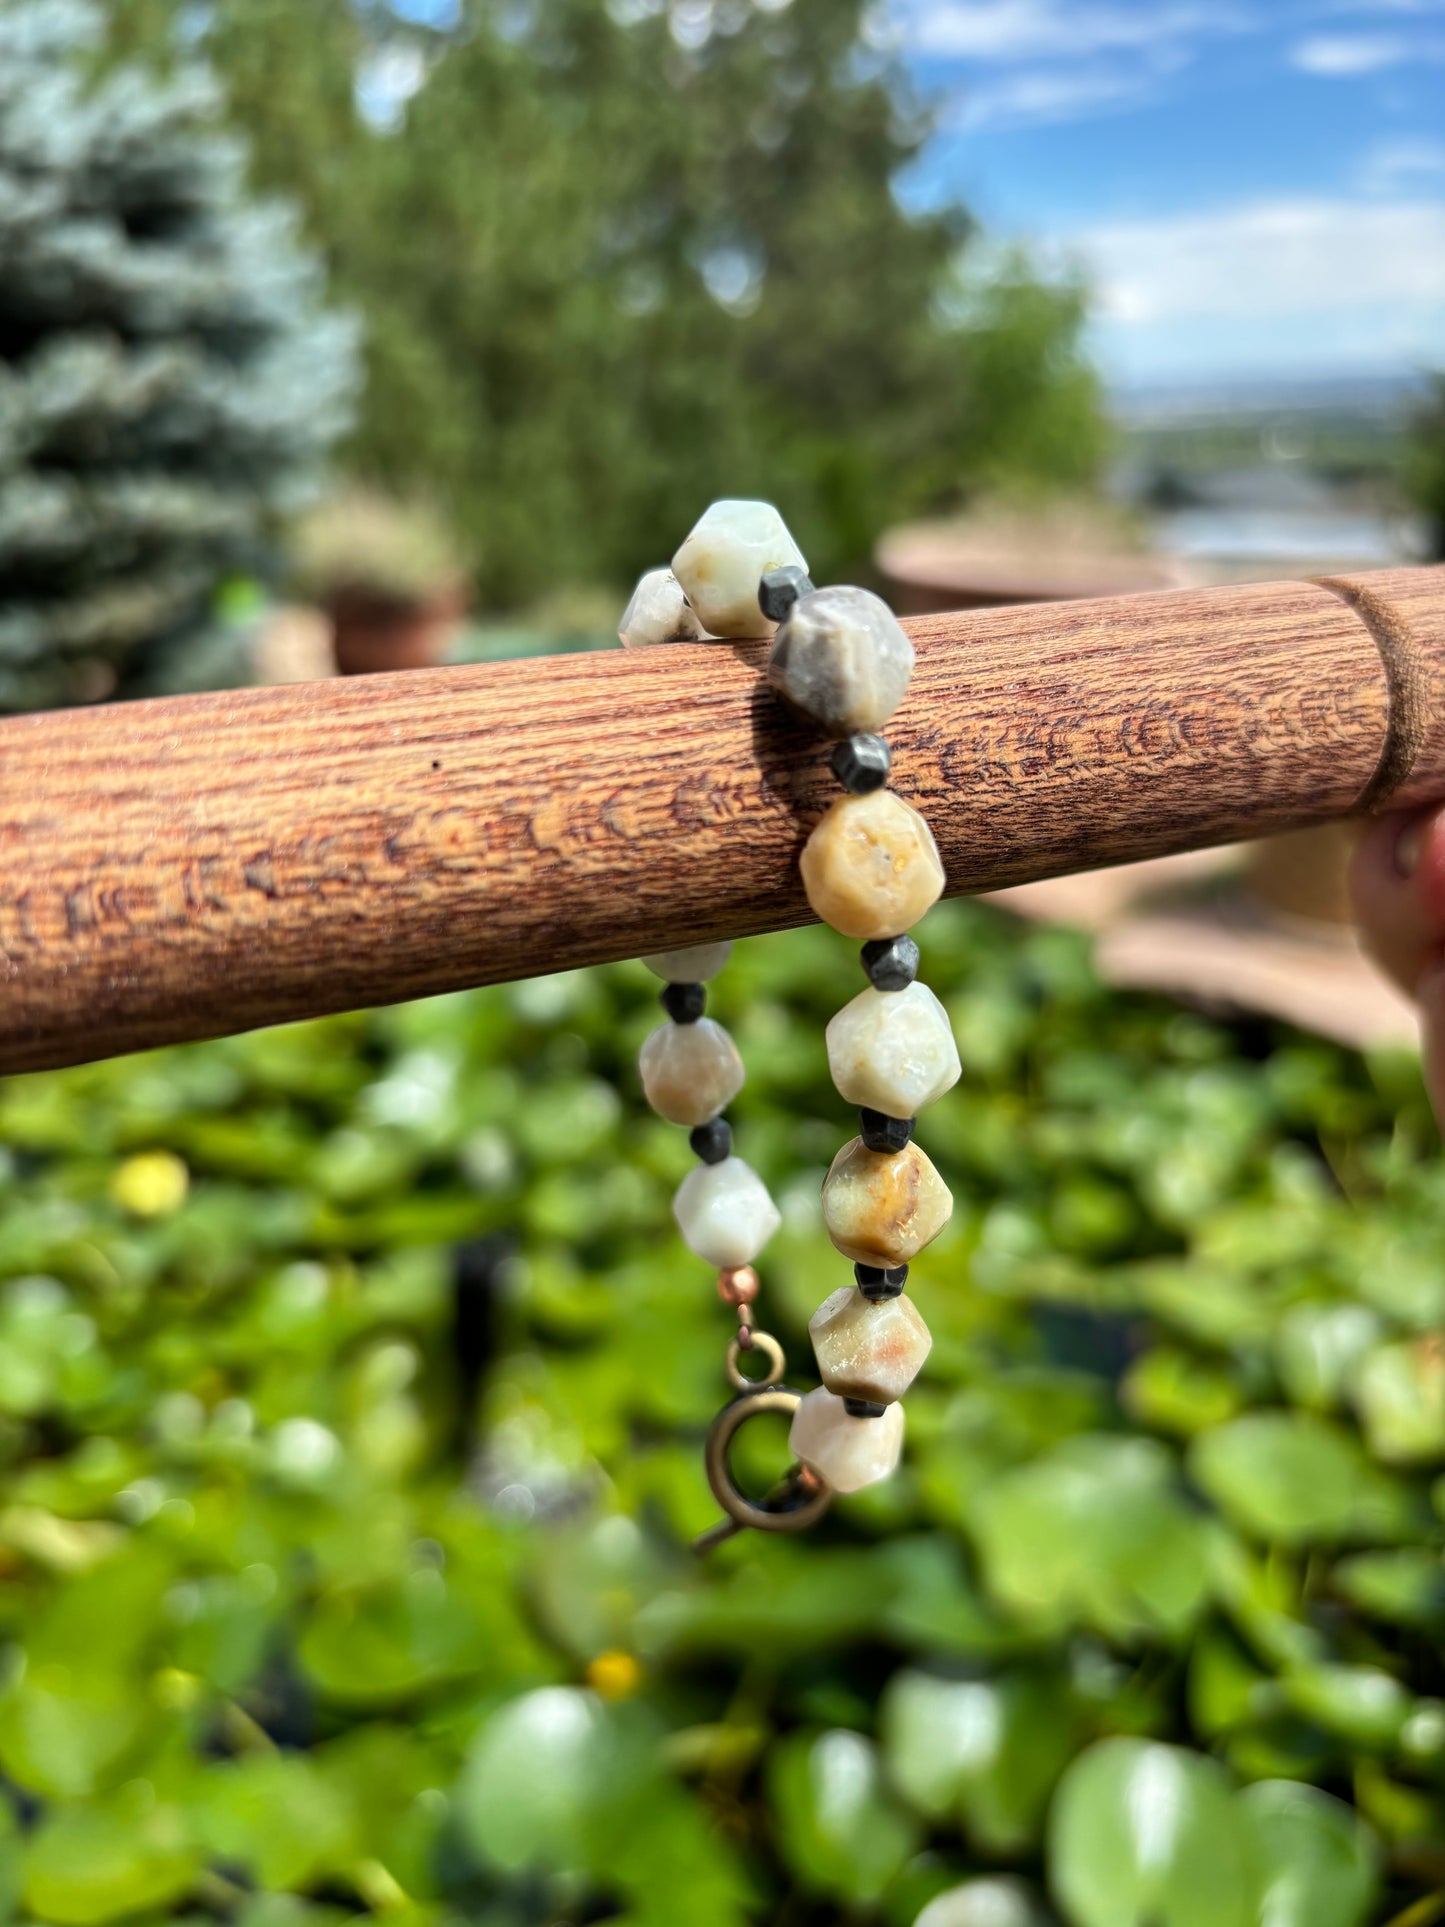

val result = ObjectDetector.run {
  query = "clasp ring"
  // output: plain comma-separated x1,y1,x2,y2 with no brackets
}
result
693,1384,832,1552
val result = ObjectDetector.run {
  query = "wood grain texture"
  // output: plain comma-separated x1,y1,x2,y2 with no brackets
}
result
1317,566,1445,811
0,567,1439,1075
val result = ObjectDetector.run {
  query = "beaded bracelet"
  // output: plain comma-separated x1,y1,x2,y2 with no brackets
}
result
618,500,959,1547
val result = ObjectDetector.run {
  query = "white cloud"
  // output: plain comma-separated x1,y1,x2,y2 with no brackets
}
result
951,60,1167,128
1292,31,1410,70
1356,135,1445,190
897,0,1249,61
1067,196,1445,378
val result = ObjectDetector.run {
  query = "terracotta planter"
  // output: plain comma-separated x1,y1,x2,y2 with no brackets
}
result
329,583,468,676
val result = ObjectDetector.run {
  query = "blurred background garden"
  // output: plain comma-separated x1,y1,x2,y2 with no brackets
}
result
3,0,1445,1923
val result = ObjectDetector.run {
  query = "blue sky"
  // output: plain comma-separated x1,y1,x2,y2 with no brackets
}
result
890,0,1445,389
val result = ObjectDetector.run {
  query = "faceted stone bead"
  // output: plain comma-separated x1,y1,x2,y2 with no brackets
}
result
801,792,945,941
767,585,914,734
660,981,705,1024
861,934,920,992
860,1110,914,1153
830,733,891,794
809,1285,932,1404
826,980,961,1116
821,1137,953,1265
643,942,732,982
689,1117,732,1164
672,500,808,640
639,1017,744,1126
759,564,814,624
789,1386,904,1494
673,1156,781,1267
618,568,703,648
856,1261,908,1300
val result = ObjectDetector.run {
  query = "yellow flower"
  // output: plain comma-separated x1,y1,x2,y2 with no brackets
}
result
111,1151,190,1218
586,1650,642,1700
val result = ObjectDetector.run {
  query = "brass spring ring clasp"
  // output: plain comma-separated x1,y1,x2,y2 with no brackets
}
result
693,1368,832,1552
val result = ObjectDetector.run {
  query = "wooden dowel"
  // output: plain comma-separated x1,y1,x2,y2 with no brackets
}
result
0,566,1441,1076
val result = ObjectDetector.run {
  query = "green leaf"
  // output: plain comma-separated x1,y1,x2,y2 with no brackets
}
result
768,1728,919,1904
454,1687,658,1877
1240,1781,1379,1927
23,1785,198,1926
1190,1413,1418,1546
1281,1664,1412,1748
1274,1303,1381,1412
0,1664,152,1801
971,1436,1210,1639
880,1667,1075,1850
1352,1339,1445,1465
298,1572,493,1706
190,1753,361,1892
1049,1740,1258,1927
914,1877,1054,1927
1121,1347,1241,1436
1332,1548,1445,1628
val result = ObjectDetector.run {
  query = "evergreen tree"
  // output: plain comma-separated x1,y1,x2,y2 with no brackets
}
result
1404,374,1445,560
175,0,1106,606
0,0,358,710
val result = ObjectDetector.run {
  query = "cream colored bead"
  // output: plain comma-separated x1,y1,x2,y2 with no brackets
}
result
800,792,945,941
808,1285,932,1404
767,585,914,734
673,1156,781,1267
821,1137,953,1266
789,1386,904,1494
641,942,733,983
672,499,807,640
825,980,960,1117
638,1018,744,1126
618,568,704,648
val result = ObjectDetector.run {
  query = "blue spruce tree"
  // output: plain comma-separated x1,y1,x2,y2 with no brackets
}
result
0,0,358,709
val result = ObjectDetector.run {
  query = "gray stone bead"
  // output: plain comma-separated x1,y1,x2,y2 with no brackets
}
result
759,564,814,624
861,935,920,992
767,585,915,735
831,733,892,794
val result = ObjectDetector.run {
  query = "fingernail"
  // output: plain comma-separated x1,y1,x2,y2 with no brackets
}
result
1395,815,1427,879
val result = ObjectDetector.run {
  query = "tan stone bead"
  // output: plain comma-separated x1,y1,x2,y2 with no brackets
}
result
808,1285,932,1404
821,1137,953,1266
789,1387,904,1494
638,1017,744,1126
800,792,945,941
825,980,961,1117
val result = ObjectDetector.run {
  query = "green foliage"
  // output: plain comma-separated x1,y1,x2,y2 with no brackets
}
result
1403,373,1445,559
132,0,1108,606
0,0,357,710
0,903,1441,1922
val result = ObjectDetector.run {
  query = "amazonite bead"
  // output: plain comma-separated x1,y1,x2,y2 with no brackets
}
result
800,791,945,941
672,499,807,640
618,568,703,648
642,942,733,983
767,585,914,734
808,1285,932,1405
821,1137,953,1266
825,980,960,1117
673,1156,781,1267
789,1385,904,1493
638,1017,743,1126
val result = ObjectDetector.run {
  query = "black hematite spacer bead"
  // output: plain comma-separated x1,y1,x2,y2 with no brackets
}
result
844,1397,888,1419
758,564,814,624
855,1262,908,1300
860,934,920,992
689,1118,732,1164
830,734,892,795
661,981,705,1023
860,1108,915,1153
